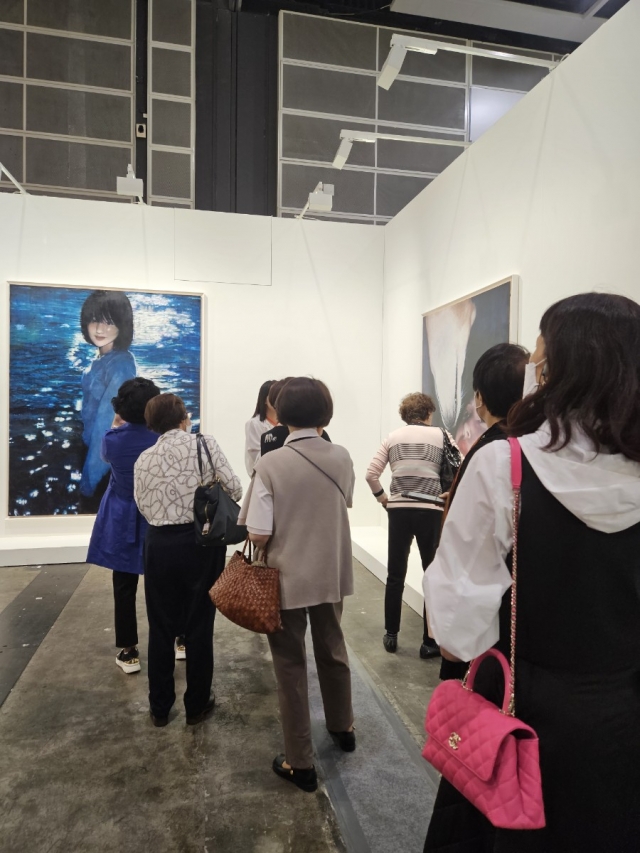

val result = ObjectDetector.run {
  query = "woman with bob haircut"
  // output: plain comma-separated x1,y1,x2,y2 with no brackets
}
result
87,377,160,674
244,379,276,475
134,393,242,727
424,293,640,852
366,392,461,659
241,377,356,793
79,290,136,503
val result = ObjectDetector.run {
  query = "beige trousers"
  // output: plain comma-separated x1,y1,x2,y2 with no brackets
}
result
267,600,354,769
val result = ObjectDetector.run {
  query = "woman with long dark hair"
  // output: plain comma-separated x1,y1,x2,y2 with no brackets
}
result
244,380,276,475
423,293,640,852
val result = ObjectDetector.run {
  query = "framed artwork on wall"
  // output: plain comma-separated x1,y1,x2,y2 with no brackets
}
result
422,276,520,455
8,283,203,517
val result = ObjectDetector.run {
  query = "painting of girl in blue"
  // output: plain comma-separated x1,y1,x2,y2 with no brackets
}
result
9,284,202,516
79,291,137,502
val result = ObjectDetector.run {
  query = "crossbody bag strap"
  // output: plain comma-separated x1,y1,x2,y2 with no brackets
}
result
506,436,522,716
196,433,216,485
286,445,347,502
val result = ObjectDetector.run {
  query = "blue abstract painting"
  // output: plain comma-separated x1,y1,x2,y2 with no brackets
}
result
9,284,202,516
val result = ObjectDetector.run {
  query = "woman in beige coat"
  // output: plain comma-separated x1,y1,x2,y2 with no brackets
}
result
242,377,356,792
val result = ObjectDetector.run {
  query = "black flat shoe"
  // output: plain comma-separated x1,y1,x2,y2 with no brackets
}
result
186,696,215,726
272,754,318,793
328,729,356,752
420,642,441,660
150,711,169,728
383,633,398,653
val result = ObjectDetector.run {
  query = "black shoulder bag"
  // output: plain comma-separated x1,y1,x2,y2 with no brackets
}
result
440,428,463,493
194,434,247,547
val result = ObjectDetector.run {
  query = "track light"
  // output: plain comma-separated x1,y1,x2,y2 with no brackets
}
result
116,164,145,204
332,139,353,170
332,129,468,171
378,33,558,90
297,182,335,219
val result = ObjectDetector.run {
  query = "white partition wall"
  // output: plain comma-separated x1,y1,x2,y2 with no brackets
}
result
0,194,384,565
352,0,640,610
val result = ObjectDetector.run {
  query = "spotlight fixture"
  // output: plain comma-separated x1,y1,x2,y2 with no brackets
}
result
378,33,559,90
332,129,468,171
297,182,335,219
0,160,27,194
116,164,145,203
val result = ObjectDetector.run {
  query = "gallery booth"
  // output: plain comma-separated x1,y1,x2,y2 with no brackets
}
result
1,0,639,617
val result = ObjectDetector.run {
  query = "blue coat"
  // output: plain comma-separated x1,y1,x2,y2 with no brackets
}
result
80,350,137,496
87,423,158,574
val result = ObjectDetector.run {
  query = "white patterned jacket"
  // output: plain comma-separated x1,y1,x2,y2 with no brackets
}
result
134,429,242,526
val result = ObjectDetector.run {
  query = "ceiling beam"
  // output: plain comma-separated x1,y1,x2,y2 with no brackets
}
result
390,0,604,43
583,0,611,18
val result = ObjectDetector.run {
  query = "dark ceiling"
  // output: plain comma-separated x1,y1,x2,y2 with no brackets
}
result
239,0,630,51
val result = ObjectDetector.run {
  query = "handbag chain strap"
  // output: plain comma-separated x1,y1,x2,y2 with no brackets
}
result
286,445,347,502
463,437,521,718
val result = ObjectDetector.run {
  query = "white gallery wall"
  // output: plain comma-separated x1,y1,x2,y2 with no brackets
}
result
352,0,640,610
0,194,384,565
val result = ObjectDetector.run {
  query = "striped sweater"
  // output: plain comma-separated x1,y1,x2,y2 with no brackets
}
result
366,424,459,511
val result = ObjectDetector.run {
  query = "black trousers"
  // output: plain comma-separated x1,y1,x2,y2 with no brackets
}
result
112,570,139,648
385,508,441,644
144,523,225,718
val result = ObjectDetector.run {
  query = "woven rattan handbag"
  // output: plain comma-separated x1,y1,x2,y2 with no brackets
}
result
422,437,545,830
209,540,282,634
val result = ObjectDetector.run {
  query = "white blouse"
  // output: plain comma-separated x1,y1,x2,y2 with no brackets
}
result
134,429,242,526
244,415,274,476
423,423,640,661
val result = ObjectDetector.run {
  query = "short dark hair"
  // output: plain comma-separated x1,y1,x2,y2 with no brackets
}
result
145,393,187,434
276,377,333,429
508,293,640,461
268,377,294,408
473,343,530,419
112,377,160,425
253,380,276,420
399,393,436,424
80,290,134,350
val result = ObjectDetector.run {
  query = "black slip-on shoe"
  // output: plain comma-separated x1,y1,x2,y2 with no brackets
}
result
149,711,169,728
328,729,356,752
186,696,215,726
383,633,398,653
272,754,318,793
419,642,441,660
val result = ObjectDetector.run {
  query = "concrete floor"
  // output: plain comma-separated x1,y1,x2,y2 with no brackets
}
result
0,560,439,853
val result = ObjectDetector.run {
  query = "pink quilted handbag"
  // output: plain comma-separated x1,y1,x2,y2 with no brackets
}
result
422,437,546,830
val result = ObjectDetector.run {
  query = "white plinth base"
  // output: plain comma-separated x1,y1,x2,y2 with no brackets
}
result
351,526,424,617
0,535,90,567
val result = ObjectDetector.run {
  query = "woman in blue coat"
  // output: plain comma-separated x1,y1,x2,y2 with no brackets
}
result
87,378,160,674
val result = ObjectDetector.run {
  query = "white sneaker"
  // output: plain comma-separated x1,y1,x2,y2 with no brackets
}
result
175,639,186,661
116,648,141,674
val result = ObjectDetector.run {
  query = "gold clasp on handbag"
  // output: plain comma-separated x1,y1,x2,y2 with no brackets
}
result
448,732,462,750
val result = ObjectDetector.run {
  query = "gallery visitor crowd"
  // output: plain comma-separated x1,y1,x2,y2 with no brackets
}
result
86,291,640,852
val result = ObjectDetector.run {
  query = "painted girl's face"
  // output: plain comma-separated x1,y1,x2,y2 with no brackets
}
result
88,319,119,353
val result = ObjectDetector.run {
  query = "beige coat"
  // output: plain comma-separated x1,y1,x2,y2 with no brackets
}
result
252,436,355,610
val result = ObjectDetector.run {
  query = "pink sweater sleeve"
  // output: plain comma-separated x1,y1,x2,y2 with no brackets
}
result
366,439,390,496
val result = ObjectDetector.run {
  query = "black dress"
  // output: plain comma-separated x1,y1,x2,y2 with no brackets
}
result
425,455,640,853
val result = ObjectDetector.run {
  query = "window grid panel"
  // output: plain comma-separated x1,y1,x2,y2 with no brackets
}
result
1,21,133,46
27,0,133,41
280,157,442,181
147,0,195,206
0,0,24,25
0,4,135,198
282,58,468,92
25,137,133,190
0,27,24,76
26,84,132,142
279,10,555,221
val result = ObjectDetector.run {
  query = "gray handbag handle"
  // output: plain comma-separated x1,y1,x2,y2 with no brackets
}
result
286,445,347,502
